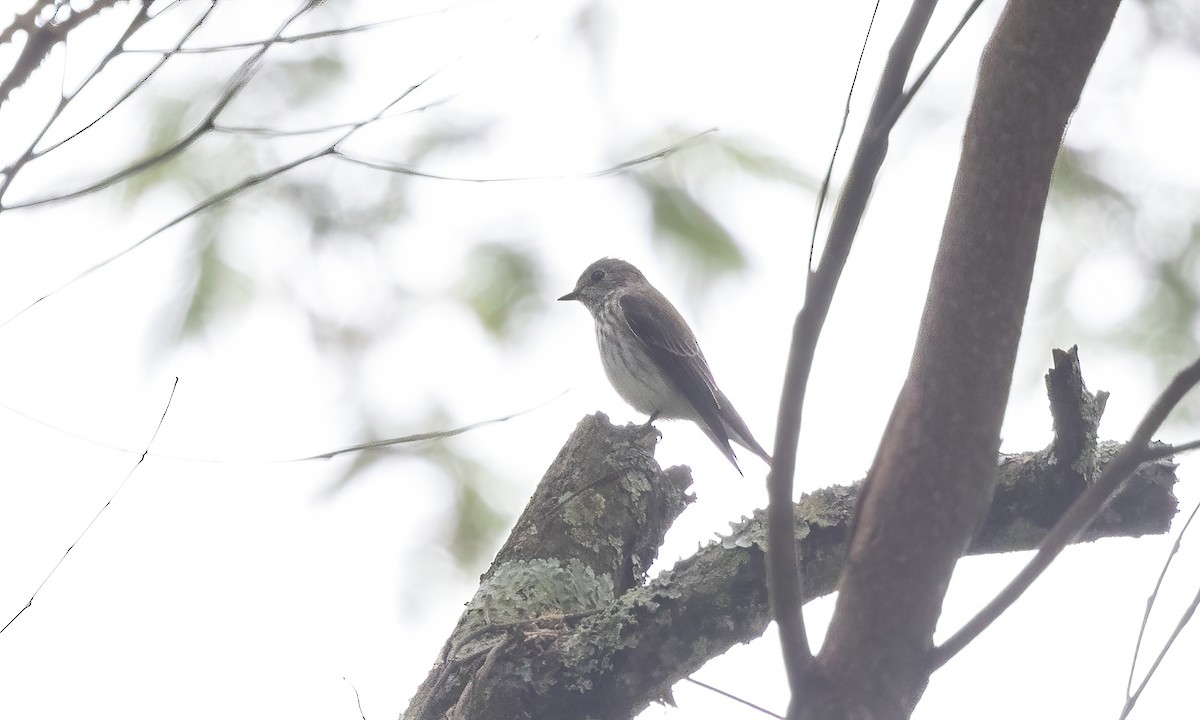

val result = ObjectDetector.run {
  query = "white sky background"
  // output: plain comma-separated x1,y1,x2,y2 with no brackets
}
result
1,0,1199,718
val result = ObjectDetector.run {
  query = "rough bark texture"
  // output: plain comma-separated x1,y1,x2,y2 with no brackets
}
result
813,1,1124,717
403,414,694,720
403,347,1178,720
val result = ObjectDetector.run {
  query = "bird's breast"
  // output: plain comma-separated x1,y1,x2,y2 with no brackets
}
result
594,317,694,420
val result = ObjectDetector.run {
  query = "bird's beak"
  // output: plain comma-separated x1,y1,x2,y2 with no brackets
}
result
558,290,579,302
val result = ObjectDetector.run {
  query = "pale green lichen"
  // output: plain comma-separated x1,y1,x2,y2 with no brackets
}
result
464,558,614,632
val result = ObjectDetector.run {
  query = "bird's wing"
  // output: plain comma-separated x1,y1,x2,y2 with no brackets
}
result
619,291,739,468
619,292,720,397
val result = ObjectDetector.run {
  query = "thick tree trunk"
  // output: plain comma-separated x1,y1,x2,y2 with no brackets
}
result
811,1,1124,717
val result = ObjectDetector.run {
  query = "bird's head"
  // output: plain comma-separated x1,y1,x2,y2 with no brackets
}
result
558,258,646,311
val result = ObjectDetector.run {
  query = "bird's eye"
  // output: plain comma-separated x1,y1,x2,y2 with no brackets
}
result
590,270,606,282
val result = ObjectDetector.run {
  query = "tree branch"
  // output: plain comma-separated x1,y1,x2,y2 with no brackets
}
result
406,350,1183,718
1,0,315,209
1120,498,1200,720
933,354,1200,666
0,0,125,107
767,1,939,708
403,413,694,720
814,1,1123,716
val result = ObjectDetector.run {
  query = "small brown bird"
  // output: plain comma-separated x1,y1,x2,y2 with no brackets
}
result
559,258,771,473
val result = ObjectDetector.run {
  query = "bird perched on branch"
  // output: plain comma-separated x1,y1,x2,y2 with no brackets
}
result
559,258,771,474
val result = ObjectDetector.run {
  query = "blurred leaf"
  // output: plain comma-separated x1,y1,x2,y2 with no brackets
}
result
641,177,745,274
706,134,820,188
1121,258,1199,362
1139,0,1200,51
1052,146,1133,210
1041,143,1199,390
457,242,542,339
260,54,347,105
119,97,192,205
321,409,513,570
573,0,614,69
406,119,493,165
181,216,254,334
448,458,510,567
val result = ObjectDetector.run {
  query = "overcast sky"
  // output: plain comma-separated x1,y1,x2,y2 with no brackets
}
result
1,1,1198,718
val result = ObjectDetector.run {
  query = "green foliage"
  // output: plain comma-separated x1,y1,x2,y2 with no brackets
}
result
1044,145,1200,396
406,119,494,165
255,52,347,107
630,131,815,289
449,460,511,567
457,242,542,340
181,215,254,334
119,97,193,204
1126,255,1200,368
641,177,745,275
1051,147,1131,210
704,133,820,189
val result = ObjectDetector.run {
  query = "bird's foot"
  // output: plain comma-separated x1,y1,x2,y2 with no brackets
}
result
641,412,663,441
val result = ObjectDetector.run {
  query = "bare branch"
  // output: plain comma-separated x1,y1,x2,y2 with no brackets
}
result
0,3,153,201
211,95,455,137
332,127,718,182
0,0,124,106
817,2,1124,715
1157,438,1200,455
0,67,459,329
0,377,179,637
299,392,564,461
123,0,495,54
933,355,1200,667
808,0,880,267
0,2,47,47
875,0,985,136
405,409,1180,719
1119,499,1200,720
1,0,317,209
767,0,938,706
683,677,785,720
32,2,218,159
0,147,331,330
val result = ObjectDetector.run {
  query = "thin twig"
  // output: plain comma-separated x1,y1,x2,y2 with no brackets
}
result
300,392,566,460
332,127,718,183
33,2,219,160
933,355,1200,667
343,677,368,720
2,76,707,331
1,0,315,210
1119,573,1200,719
124,0,495,54
0,377,179,637
873,0,986,140
0,3,153,201
212,95,454,137
766,0,939,700
683,676,784,719
0,61,468,329
1155,438,1200,455
810,0,881,269
1120,498,1200,719
0,147,332,330
0,387,564,463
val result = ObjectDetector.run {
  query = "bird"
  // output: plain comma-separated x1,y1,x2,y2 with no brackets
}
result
558,258,771,474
